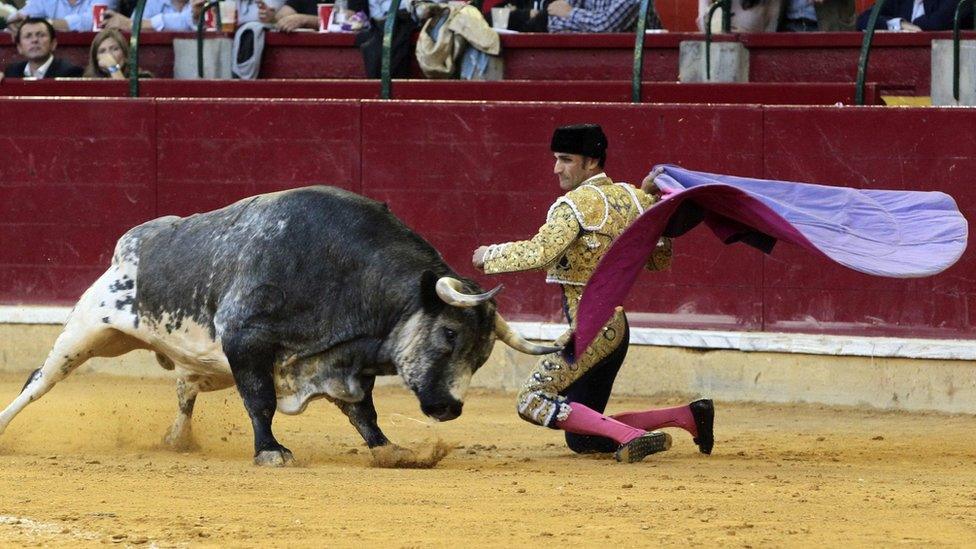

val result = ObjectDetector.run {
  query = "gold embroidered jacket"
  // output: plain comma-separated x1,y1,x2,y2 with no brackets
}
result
483,174,672,318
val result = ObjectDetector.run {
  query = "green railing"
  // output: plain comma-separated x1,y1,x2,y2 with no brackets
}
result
197,0,223,78
952,0,975,101
703,0,731,82
854,0,888,105
379,0,404,99
127,0,149,96
630,0,659,102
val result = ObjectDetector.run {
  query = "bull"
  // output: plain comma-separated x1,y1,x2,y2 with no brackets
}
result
0,187,557,466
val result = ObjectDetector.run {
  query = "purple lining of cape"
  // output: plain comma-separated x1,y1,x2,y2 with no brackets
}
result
570,165,969,357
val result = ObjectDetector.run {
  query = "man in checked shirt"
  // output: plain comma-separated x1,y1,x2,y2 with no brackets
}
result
546,0,661,32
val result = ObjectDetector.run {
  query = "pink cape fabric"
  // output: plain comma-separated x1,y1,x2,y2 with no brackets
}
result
570,165,968,357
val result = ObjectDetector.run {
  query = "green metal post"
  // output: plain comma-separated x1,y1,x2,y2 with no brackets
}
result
197,0,222,79
380,0,403,99
704,0,725,82
721,0,731,33
952,0,974,101
855,0,888,105
128,0,149,97
631,0,657,103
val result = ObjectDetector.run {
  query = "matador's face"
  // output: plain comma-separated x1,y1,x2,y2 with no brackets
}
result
553,152,601,191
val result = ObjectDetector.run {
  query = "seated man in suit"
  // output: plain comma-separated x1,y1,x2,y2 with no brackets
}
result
857,0,973,31
0,18,84,80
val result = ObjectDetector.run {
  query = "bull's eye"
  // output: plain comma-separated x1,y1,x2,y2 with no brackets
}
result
442,327,457,345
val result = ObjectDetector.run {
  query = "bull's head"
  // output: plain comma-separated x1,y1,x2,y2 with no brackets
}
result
390,272,560,422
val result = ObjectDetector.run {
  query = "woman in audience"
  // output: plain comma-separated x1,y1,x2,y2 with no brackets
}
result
83,28,151,79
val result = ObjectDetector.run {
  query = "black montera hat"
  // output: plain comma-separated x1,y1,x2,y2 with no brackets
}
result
550,124,608,159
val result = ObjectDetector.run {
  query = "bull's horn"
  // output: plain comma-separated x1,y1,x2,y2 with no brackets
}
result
435,277,502,307
494,314,563,355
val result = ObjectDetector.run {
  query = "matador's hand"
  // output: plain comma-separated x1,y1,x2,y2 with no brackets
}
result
472,246,489,271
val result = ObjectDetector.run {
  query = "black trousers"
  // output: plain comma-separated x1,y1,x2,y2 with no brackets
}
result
559,320,630,454
355,12,418,79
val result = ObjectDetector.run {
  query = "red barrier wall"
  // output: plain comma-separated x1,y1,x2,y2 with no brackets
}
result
0,98,972,340
0,79,881,104
0,98,157,302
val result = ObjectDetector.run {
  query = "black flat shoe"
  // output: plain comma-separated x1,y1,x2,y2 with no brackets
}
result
614,431,672,463
690,399,714,455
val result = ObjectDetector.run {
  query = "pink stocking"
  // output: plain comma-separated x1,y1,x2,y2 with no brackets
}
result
555,402,645,445
612,405,698,437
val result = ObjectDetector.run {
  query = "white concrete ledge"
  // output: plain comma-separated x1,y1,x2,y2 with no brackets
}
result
2,306,972,361
0,306,71,325
509,321,976,361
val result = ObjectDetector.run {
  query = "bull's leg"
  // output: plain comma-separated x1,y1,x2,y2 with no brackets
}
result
334,376,390,448
0,320,138,436
162,371,235,451
222,329,293,467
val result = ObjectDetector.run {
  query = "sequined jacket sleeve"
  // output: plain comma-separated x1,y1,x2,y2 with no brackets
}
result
634,189,673,272
482,203,581,274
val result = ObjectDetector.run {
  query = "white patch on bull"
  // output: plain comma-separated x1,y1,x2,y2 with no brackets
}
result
448,367,472,402
385,310,428,389
135,312,229,376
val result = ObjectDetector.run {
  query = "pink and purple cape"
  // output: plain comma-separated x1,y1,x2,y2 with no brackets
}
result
571,164,969,356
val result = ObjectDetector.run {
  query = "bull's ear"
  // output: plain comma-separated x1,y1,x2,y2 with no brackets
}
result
419,270,445,313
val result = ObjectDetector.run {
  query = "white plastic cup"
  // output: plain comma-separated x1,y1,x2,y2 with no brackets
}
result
219,0,237,32
491,7,510,30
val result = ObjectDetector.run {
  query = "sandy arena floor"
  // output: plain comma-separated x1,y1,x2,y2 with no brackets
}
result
0,372,974,547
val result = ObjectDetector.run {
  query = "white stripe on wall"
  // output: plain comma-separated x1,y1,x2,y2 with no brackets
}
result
1,306,971,361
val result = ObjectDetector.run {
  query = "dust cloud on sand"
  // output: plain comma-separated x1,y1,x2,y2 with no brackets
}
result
369,439,454,468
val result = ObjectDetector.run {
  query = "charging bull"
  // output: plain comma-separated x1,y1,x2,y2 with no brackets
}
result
0,186,558,466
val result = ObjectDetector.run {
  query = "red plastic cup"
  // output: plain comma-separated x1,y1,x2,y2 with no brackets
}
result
318,3,333,32
204,7,217,31
92,4,107,31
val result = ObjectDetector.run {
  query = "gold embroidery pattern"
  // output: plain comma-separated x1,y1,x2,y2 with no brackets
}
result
483,177,673,280
548,178,671,285
483,204,580,274
516,308,627,427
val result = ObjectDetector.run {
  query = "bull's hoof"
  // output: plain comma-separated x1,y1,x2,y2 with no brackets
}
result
162,429,200,452
254,449,295,467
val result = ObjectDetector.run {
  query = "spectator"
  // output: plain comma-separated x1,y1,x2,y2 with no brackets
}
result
101,0,196,31
809,0,855,31
856,0,972,31
269,0,317,31
781,0,817,30
236,0,279,24
547,0,661,33
780,0,855,31
487,0,549,32
0,17,83,79
349,0,417,78
8,0,120,32
697,0,780,33
83,28,151,78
